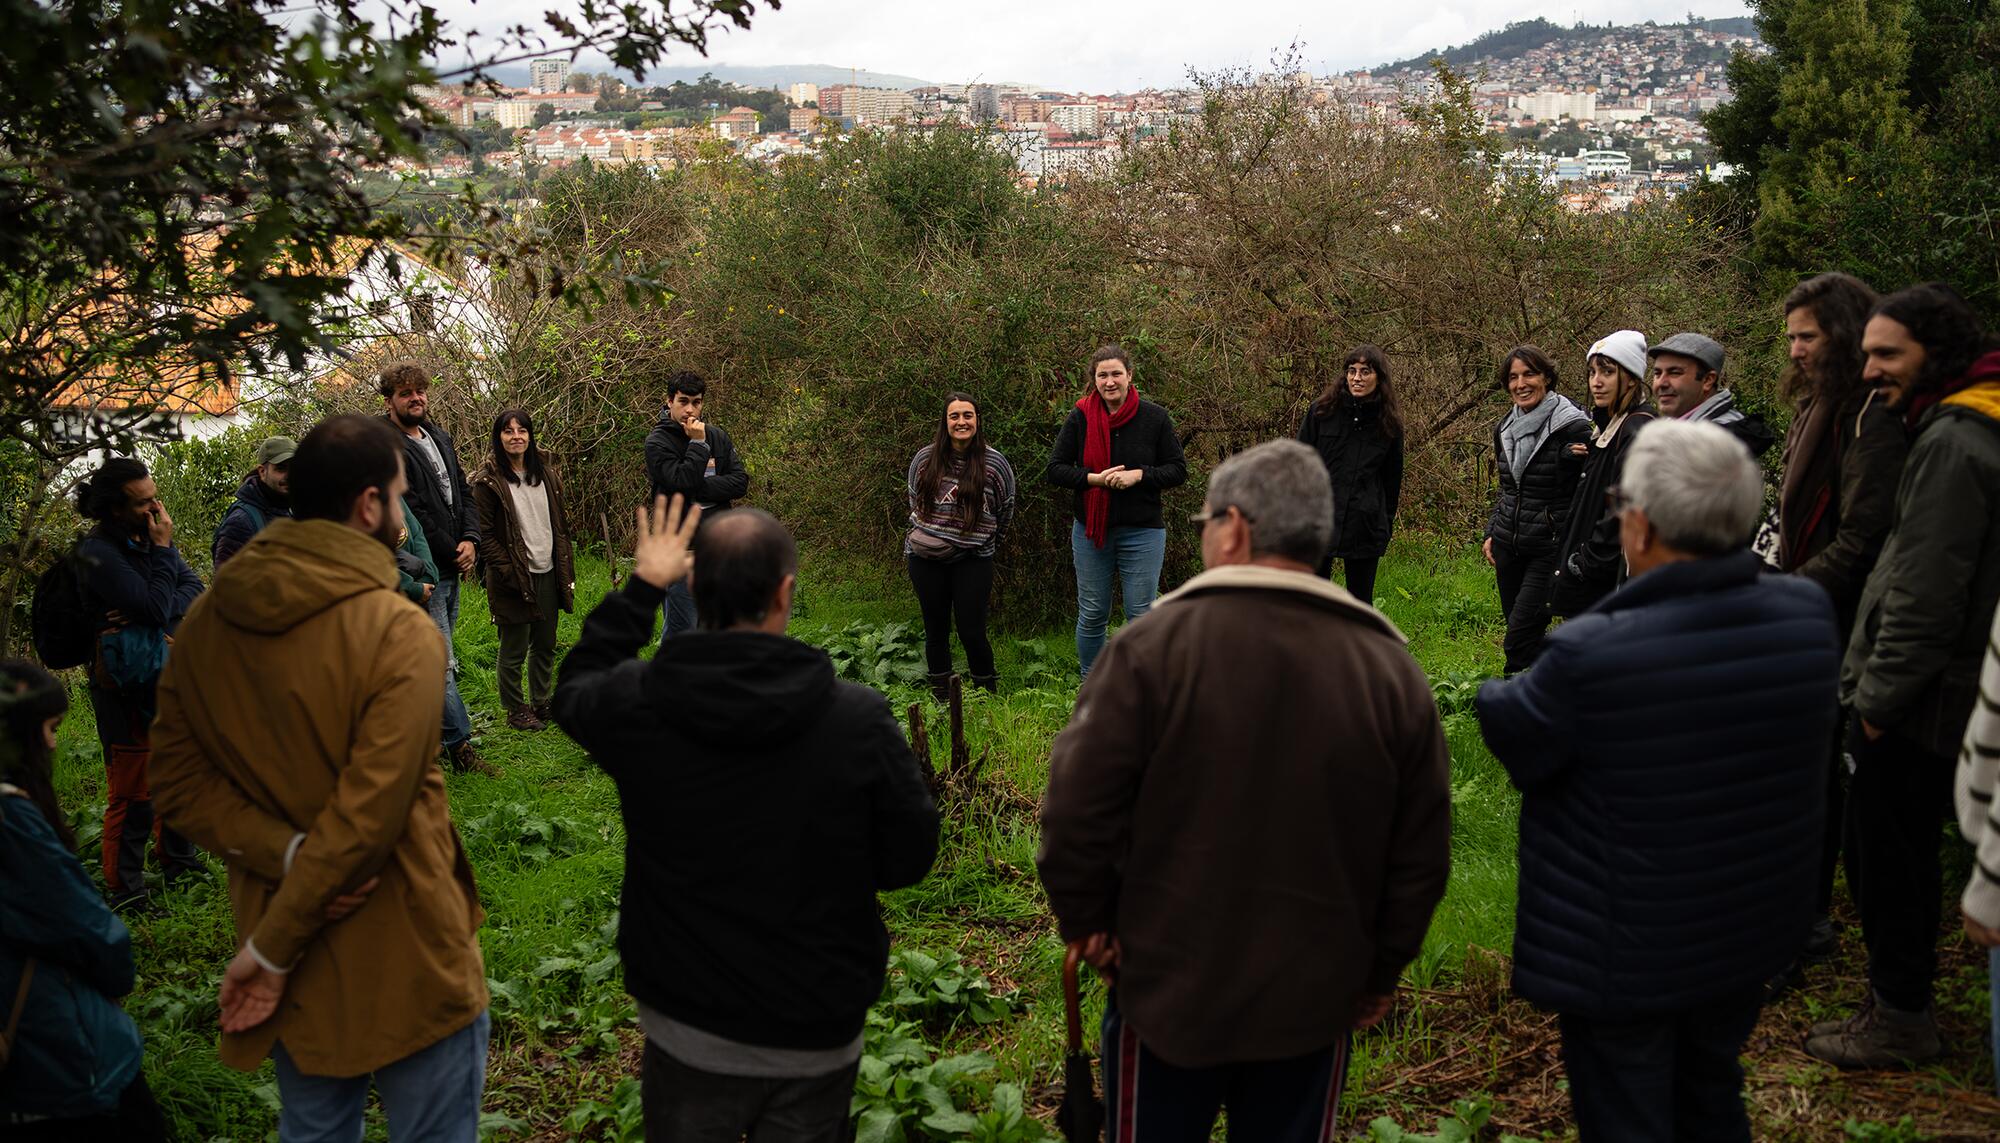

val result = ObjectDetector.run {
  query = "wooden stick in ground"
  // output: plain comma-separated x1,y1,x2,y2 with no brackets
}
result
949,674,969,779
601,512,617,589
908,702,937,794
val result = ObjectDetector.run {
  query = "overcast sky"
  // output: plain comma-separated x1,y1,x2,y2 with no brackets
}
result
431,0,1753,91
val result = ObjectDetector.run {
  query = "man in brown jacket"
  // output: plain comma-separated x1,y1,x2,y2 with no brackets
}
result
152,415,490,1140
1037,439,1452,1143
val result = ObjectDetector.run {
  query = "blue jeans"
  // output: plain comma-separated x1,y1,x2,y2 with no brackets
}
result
1071,522,1167,678
426,578,473,749
660,576,696,643
273,1010,490,1143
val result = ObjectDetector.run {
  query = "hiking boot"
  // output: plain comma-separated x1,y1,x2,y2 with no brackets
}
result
1802,914,1838,962
449,740,500,777
1811,993,1874,1039
970,673,999,694
533,701,553,725
926,672,954,703
1804,992,1941,1069
506,706,544,732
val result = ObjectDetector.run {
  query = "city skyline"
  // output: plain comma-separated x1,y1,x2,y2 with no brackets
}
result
429,0,1755,93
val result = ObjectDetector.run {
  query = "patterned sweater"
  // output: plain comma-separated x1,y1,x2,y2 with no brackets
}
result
1956,599,2000,928
905,445,1017,560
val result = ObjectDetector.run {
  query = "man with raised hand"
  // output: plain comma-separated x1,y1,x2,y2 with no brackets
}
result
554,498,937,1142
1037,439,1451,1143
151,415,489,1140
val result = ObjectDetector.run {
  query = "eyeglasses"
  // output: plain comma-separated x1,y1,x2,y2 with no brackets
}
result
1605,485,1634,512
1187,505,1255,526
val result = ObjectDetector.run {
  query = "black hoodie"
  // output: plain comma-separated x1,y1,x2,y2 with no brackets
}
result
552,578,939,1050
644,410,750,511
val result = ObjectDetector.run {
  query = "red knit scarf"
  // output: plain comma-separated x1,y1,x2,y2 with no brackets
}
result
1078,384,1141,548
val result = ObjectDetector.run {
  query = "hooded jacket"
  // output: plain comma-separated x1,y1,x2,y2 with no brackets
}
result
149,519,487,1076
1297,396,1404,559
384,415,478,578
644,411,750,512
0,788,143,1119
212,473,293,568
1487,397,1593,555
1037,565,1451,1068
1842,352,2000,758
76,524,203,697
552,577,939,1050
471,459,576,625
1476,551,1839,1018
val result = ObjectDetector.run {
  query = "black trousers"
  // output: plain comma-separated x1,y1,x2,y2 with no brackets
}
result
906,554,995,681
639,1040,858,1143
1848,727,1956,1011
1816,722,1849,917
11,1074,170,1142
1314,554,1380,607
1558,986,1763,1143
1492,542,1558,675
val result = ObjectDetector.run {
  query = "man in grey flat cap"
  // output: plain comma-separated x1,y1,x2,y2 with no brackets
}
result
1649,333,1775,459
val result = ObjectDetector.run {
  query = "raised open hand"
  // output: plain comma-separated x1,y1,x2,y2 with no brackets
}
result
633,494,701,590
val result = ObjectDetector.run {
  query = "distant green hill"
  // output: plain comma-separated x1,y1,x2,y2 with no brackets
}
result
1381,16,1759,72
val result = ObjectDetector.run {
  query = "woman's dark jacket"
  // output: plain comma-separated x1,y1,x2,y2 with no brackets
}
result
0,790,144,1118
1297,397,1404,559
1045,398,1189,531
1777,387,1908,637
1474,551,1840,1019
1487,415,1592,555
472,460,576,626
1548,405,1656,617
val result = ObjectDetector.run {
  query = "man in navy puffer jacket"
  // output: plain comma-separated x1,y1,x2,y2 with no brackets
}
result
1476,419,1840,1142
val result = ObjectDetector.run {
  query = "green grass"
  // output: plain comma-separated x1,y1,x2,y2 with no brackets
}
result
48,532,1995,1141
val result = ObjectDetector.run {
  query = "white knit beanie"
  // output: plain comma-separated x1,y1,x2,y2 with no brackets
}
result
1588,329,1649,381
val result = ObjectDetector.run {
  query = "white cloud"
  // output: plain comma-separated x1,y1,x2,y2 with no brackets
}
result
426,0,1754,91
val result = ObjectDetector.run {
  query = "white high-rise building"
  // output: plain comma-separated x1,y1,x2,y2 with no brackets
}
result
789,82,820,107
530,58,572,95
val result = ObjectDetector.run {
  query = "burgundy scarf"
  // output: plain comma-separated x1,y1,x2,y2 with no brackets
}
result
1078,383,1141,548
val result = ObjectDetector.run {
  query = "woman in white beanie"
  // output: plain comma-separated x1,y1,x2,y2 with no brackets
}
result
1547,330,1656,617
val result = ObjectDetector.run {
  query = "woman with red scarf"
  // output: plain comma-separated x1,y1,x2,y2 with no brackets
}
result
1046,344,1188,678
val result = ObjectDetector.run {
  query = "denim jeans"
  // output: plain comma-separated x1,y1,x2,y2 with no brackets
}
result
660,576,697,643
426,577,473,749
273,1010,489,1143
1071,522,1168,678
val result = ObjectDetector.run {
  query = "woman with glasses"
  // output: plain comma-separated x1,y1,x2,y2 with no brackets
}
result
1548,331,1657,618
1482,345,1592,674
1297,345,1404,606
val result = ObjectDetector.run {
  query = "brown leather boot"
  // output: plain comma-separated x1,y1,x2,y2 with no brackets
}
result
449,740,500,777
507,706,544,732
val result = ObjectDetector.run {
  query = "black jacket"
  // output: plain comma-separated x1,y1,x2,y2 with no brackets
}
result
1045,398,1189,531
1548,406,1656,616
211,474,293,568
1487,414,1592,556
644,412,750,511
385,416,477,578
1297,398,1404,559
1476,551,1839,1018
1778,390,1907,637
551,578,940,1050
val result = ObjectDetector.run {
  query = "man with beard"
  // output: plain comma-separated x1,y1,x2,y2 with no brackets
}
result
152,414,491,1137
212,436,297,567
1807,283,2000,1069
380,361,493,776
1769,272,1909,995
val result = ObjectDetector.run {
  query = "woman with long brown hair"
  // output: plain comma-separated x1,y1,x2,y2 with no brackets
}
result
473,408,576,732
0,659,169,1140
906,393,1017,696
1547,330,1656,618
1297,344,1404,605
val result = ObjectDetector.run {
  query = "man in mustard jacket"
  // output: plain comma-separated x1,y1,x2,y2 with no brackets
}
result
152,414,489,1139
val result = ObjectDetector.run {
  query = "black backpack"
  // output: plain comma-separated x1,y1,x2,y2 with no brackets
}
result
31,541,98,670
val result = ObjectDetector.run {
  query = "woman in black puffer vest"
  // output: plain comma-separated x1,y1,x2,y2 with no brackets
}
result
1483,345,1592,674
1297,344,1404,605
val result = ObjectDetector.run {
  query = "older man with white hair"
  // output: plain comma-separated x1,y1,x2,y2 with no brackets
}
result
1037,439,1452,1143
1475,419,1841,1142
